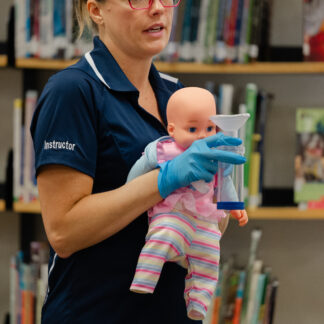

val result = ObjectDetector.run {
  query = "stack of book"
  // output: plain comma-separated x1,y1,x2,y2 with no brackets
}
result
13,91,39,203
10,241,49,324
14,0,92,59
204,229,279,324
158,0,272,63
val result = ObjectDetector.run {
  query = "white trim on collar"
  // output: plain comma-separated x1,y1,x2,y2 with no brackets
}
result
159,72,178,84
85,51,111,89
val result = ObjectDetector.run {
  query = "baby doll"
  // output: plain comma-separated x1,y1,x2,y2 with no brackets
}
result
127,87,248,320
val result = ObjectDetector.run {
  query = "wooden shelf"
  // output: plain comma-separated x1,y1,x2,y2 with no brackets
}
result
7,201,323,219
16,58,77,70
0,55,7,67
13,201,41,214
0,199,5,211
15,58,324,74
247,207,324,220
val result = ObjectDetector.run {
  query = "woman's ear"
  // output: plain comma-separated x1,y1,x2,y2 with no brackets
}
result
167,122,175,137
87,0,103,26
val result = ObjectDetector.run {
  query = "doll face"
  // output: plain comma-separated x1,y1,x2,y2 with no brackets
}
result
167,87,217,149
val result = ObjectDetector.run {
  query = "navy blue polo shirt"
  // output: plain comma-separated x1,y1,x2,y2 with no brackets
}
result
31,36,201,324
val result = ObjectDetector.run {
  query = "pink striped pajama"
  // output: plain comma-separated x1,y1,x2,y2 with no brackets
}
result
130,208,222,320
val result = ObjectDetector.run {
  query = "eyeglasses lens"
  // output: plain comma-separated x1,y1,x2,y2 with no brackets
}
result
129,0,180,10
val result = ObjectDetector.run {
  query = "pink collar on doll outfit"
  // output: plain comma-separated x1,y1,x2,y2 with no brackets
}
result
151,137,226,222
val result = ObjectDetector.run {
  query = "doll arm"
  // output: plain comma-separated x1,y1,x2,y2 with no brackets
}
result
127,138,160,183
217,175,248,226
230,209,248,226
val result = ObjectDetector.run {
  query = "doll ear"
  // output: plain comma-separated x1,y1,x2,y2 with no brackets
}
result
167,122,175,137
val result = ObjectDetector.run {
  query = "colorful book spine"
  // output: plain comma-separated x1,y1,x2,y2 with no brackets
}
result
243,83,258,206
179,0,193,61
232,270,246,324
23,90,38,203
251,273,266,324
248,134,262,209
204,0,219,63
195,0,209,62
13,99,23,202
214,0,226,62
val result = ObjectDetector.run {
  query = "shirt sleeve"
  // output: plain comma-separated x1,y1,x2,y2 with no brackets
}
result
30,70,98,178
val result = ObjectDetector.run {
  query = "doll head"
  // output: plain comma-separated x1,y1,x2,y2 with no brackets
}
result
167,87,217,149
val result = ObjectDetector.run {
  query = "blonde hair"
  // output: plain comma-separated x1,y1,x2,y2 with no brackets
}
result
74,0,105,38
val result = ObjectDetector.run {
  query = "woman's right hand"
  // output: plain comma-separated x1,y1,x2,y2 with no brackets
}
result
157,132,246,198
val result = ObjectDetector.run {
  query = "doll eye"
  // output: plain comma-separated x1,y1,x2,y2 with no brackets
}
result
207,126,214,132
189,127,197,133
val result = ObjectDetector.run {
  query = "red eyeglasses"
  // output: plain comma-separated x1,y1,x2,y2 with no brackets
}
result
128,0,181,10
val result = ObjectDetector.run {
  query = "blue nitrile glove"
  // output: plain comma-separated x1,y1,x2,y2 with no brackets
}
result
157,133,246,198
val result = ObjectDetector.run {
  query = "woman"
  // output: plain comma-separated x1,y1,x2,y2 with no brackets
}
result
31,0,245,322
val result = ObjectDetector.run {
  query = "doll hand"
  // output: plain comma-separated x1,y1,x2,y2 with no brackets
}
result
157,133,246,198
230,210,248,227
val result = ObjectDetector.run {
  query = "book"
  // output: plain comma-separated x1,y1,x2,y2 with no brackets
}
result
294,108,324,206
232,270,246,324
13,99,23,202
218,84,234,115
214,0,226,62
195,0,209,62
303,0,324,61
243,83,258,206
179,0,193,61
244,259,263,324
248,133,262,209
23,90,38,203
204,0,219,63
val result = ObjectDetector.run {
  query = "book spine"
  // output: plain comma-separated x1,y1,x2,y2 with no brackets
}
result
179,0,193,61
204,0,219,63
238,0,250,62
13,99,23,202
15,0,27,58
251,273,266,324
195,0,209,62
226,0,240,63
232,270,246,324
218,84,234,115
23,90,38,203
39,0,54,58
248,134,262,209
244,260,263,324
10,256,18,324
214,0,226,62
243,83,258,206
53,0,67,58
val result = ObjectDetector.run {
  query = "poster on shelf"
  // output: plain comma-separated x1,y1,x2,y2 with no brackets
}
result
294,108,324,208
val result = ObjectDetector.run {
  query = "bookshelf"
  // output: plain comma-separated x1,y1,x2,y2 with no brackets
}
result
0,55,7,67
15,58,324,74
